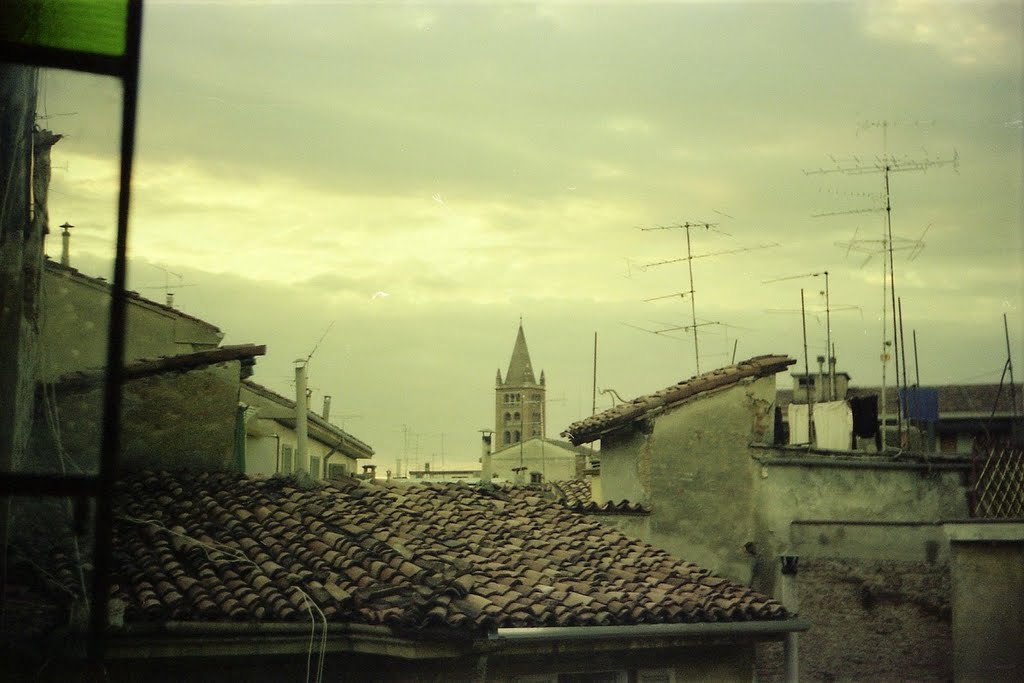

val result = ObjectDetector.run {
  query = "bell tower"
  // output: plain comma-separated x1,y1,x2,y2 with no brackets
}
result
494,321,546,449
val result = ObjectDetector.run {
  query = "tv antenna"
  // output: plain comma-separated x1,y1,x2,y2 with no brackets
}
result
763,270,851,400
306,320,336,363
805,126,957,445
140,265,194,307
633,220,779,374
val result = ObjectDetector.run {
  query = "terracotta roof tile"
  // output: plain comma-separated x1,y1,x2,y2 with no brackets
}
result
86,470,787,634
562,355,796,445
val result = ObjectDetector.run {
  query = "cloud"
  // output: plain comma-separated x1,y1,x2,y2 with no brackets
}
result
860,0,1022,67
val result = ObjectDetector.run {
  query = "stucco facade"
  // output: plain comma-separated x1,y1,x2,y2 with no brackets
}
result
240,381,373,480
489,437,580,483
598,374,776,583
39,260,223,381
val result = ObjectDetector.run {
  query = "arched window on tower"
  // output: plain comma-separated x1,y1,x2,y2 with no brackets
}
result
513,430,520,442
504,412,511,422
503,431,511,444
513,411,520,421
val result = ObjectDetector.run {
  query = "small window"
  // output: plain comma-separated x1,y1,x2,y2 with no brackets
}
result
504,412,511,422
328,463,348,479
530,472,543,484
513,411,521,421
513,430,520,442
309,455,322,479
503,431,511,444
280,444,294,474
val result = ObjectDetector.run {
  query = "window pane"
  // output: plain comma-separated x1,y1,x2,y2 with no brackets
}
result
1,0,129,57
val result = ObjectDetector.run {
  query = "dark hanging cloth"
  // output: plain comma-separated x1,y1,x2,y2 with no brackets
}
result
774,405,786,445
850,395,880,438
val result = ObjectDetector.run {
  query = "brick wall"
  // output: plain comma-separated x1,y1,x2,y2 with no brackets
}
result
757,558,952,682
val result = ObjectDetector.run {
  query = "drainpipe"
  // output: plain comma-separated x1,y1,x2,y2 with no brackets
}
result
780,554,800,683
295,360,309,475
60,221,73,266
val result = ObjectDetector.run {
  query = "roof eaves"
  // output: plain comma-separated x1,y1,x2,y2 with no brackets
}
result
562,355,795,445
242,380,374,456
47,344,266,392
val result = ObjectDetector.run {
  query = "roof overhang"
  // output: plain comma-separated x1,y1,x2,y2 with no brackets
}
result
87,618,810,661
98,622,470,660
488,619,810,656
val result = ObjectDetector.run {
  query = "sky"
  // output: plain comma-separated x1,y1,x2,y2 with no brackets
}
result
39,1,1023,471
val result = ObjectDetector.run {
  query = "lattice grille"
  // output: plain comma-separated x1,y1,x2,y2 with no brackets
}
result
971,447,1024,518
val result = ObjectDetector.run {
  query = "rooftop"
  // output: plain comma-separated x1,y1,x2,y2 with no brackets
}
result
562,355,796,446
241,380,374,458
776,382,1024,415
550,479,648,515
49,470,787,635
44,258,222,336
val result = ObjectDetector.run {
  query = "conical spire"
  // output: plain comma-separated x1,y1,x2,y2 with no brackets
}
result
504,323,536,385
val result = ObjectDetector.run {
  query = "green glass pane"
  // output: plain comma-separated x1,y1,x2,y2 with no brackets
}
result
1,0,128,58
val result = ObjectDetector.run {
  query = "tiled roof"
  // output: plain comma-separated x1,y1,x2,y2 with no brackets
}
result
562,355,796,445
776,383,1024,415
66,471,786,634
46,345,266,392
550,479,648,515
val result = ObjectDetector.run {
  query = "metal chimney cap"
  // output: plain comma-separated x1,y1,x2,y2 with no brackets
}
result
60,221,74,231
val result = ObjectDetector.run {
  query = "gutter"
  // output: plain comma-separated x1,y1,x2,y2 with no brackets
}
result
491,619,810,643
752,456,970,470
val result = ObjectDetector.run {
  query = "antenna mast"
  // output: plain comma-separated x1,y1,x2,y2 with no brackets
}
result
806,126,956,448
636,220,778,374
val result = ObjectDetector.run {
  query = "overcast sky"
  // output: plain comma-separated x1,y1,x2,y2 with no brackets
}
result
41,1,1023,470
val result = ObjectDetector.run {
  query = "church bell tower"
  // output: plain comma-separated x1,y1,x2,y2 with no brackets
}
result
494,322,546,449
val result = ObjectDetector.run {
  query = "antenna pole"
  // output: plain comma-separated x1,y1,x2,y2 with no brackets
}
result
801,289,814,445
898,297,910,445
885,166,904,442
1005,314,1020,421
591,332,598,417
684,224,700,374
824,271,833,400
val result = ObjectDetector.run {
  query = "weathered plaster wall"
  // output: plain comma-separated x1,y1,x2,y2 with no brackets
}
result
641,376,775,583
39,267,222,380
756,557,953,683
598,429,648,504
245,434,280,476
949,539,1024,682
755,463,970,564
34,361,241,473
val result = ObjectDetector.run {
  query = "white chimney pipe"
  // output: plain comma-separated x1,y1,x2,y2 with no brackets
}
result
295,360,309,476
322,395,332,421
60,221,73,267
480,431,493,482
